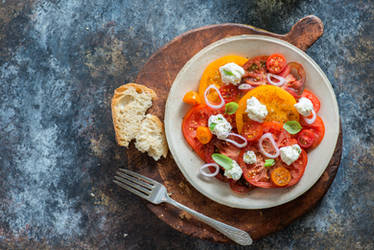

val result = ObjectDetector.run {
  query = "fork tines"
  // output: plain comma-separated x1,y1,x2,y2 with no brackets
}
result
113,168,154,199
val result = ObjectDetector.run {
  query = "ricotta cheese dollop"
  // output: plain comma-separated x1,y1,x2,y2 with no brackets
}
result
243,150,257,164
245,97,268,123
224,160,243,181
279,144,302,165
219,63,245,85
208,114,232,140
294,97,314,116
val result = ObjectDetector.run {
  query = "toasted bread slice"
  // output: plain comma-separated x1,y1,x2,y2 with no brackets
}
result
111,83,156,147
135,114,168,161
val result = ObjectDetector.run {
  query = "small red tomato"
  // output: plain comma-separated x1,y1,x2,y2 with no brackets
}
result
266,53,287,74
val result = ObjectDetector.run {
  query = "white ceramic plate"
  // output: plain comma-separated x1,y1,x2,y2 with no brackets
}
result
164,35,339,209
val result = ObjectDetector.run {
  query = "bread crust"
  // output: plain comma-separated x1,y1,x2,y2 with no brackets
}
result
111,83,157,146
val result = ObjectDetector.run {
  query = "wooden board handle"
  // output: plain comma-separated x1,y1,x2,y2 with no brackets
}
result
282,15,324,51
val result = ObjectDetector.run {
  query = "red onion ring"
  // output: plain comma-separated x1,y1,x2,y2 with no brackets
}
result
258,133,280,158
200,163,220,177
267,73,286,87
304,109,316,124
204,84,225,109
224,133,248,148
238,84,253,90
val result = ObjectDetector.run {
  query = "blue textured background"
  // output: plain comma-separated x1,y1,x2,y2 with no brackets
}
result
0,0,373,249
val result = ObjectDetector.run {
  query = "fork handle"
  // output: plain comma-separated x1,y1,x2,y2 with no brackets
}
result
165,197,253,245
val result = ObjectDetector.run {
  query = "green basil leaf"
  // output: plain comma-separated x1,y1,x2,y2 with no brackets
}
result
223,69,234,76
264,159,275,167
212,153,233,170
225,102,239,115
283,120,302,135
209,123,216,131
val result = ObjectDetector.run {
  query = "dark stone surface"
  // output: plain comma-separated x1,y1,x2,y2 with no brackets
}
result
0,0,373,249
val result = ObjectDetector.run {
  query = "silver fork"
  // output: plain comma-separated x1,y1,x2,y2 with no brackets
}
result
113,168,253,246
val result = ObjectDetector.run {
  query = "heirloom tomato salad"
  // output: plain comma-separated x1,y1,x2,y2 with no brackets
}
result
182,54,325,193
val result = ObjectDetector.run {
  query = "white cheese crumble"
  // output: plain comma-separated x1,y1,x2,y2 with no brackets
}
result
280,144,302,165
208,114,232,140
245,97,268,123
294,97,314,116
219,63,245,85
243,150,257,164
224,160,243,181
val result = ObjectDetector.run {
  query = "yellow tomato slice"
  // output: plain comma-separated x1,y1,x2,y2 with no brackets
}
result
198,55,248,103
236,85,299,133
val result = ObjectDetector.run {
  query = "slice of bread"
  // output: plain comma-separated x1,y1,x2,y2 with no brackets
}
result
135,114,168,161
111,83,168,161
111,83,156,147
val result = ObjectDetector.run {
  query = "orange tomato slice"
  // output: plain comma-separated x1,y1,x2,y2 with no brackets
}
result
198,55,248,103
236,85,299,133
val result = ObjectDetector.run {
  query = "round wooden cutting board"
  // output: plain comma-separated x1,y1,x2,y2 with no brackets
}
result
128,16,343,243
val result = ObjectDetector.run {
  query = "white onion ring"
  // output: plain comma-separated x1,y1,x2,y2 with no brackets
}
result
224,133,248,148
200,163,220,177
238,84,253,90
304,109,316,124
267,73,286,87
258,133,280,158
204,84,225,109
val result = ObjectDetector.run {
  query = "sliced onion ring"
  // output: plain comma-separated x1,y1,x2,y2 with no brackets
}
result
267,73,286,87
304,109,316,124
238,84,253,90
224,133,248,148
200,163,220,177
258,132,280,158
204,84,225,109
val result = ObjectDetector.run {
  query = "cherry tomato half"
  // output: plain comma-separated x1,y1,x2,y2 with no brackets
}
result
297,129,316,149
300,116,325,149
266,53,287,74
183,91,201,105
271,166,291,187
196,126,212,144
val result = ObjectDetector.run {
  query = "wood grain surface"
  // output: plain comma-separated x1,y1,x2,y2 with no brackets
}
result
129,15,342,243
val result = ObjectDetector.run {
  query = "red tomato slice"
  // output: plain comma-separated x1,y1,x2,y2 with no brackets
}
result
297,129,316,149
261,122,297,148
266,53,287,74
238,146,276,188
282,62,306,98
242,56,268,86
262,121,282,136
242,56,268,73
213,139,241,162
182,105,217,161
241,118,263,142
301,89,321,112
219,84,241,103
300,116,325,149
